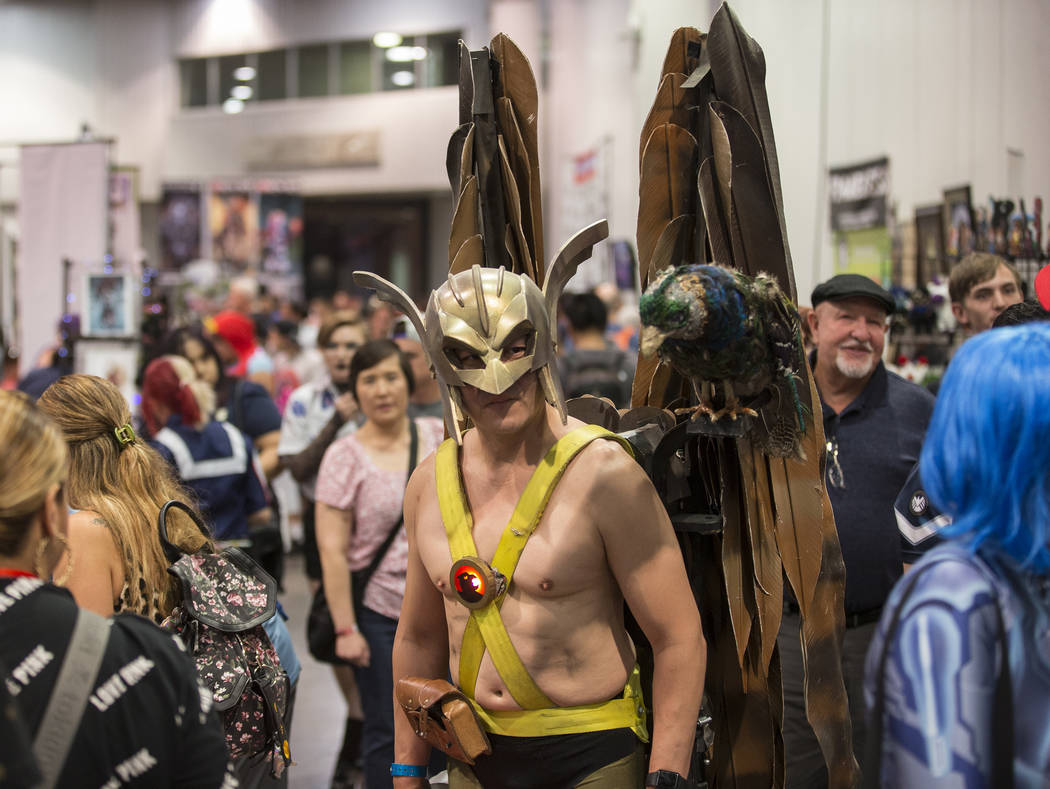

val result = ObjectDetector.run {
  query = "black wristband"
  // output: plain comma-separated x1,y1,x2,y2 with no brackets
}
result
645,770,692,789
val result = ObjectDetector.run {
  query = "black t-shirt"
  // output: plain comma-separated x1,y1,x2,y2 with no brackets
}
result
0,578,235,788
0,657,41,788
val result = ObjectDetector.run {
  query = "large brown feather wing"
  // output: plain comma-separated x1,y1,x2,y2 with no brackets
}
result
707,4,795,299
490,33,544,282
769,365,859,787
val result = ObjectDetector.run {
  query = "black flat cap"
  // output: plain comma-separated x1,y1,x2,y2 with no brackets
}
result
811,274,895,313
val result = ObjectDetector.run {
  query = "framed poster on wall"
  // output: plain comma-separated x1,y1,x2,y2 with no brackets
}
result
943,184,975,259
83,273,136,337
914,205,946,284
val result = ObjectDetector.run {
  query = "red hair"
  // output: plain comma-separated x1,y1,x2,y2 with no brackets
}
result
141,357,202,435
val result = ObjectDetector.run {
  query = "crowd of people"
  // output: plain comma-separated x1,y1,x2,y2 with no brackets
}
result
1,250,1048,788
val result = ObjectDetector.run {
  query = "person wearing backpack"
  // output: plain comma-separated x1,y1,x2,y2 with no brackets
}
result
558,292,636,409
37,373,214,624
39,371,299,786
0,389,235,788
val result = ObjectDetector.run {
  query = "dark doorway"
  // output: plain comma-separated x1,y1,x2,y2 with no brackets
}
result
302,196,428,302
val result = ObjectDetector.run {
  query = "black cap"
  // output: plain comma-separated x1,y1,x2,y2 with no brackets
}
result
811,274,895,314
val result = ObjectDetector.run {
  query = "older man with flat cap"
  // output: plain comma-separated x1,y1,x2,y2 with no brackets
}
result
779,274,936,789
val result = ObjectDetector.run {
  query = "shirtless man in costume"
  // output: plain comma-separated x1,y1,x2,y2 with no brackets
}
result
357,261,705,789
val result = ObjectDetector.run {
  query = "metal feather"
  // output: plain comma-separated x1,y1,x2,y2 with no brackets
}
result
446,122,474,198
769,365,859,786
637,124,698,288
450,234,484,276
697,157,732,264
709,101,789,290
659,26,705,81
707,2,795,299
638,73,695,168
497,135,535,280
738,438,784,674
490,33,544,282
496,96,540,277
449,175,480,267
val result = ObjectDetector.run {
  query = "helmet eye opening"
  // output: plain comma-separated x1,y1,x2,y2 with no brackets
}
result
443,340,486,371
499,322,535,364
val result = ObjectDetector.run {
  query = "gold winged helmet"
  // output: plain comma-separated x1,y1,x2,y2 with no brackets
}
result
353,218,607,444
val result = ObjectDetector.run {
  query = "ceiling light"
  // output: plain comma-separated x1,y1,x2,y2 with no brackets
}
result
391,70,415,87
233,65,256,81
386,45,428,62
223,97,245,114
373,32,403,48
231,85,253,100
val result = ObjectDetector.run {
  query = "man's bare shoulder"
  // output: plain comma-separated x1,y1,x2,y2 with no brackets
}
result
567,437,671,544
568,436,649,493
409,446,440,489
405,445,442,527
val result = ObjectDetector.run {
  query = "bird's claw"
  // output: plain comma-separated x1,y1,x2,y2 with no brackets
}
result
675,402,757,422
712,403,758,421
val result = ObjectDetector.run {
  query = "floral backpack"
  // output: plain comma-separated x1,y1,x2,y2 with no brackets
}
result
157,500,291,777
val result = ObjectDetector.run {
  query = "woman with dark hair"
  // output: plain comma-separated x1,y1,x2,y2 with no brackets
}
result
865,323,1050,786
141,355,272,547
158,327,283,479
315,339,444,789
0,390,235,787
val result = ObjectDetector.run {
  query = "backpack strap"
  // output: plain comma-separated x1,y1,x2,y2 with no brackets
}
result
33,608,111,789
436,424,633,708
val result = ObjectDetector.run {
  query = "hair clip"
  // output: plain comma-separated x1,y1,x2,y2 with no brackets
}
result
114,423,136,446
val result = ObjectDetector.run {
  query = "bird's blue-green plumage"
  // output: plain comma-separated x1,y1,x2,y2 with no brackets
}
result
640,263,809,457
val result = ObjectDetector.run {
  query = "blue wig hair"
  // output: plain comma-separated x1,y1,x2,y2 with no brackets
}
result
921,323,1050,570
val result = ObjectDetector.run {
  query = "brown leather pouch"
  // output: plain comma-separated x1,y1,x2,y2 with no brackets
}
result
395,677,492,764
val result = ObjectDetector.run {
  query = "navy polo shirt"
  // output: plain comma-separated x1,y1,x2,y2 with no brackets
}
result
814,356,936,613
150,416,269,541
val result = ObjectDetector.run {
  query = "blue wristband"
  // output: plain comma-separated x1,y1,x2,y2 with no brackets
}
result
390,763,427,777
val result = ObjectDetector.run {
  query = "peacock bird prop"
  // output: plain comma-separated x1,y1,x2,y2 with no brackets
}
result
639,263,808,459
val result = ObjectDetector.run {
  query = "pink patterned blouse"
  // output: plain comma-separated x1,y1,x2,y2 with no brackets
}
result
314,418,444,620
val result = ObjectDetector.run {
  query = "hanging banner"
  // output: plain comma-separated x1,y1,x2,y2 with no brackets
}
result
834,227,891,283
209,189,259,268
109,167,141,275
18,141,109,370
560,139,612,292
828,156,889,233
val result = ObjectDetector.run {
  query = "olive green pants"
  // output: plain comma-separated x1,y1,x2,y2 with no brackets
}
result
448,746,646,788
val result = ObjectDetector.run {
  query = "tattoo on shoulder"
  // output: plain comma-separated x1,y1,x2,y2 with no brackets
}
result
91,517,113,533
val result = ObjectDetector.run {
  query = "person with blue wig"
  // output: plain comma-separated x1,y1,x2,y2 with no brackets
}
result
864,322,1050,787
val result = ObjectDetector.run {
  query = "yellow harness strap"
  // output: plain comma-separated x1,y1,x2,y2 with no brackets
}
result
473,664,649,741
437,425,648,740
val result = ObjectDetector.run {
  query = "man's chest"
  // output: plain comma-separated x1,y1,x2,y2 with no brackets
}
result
415,479,610,605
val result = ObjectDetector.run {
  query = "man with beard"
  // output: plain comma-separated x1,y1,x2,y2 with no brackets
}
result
779,274,935,789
